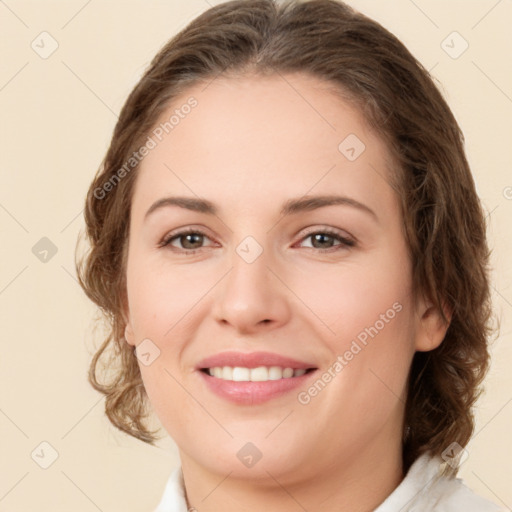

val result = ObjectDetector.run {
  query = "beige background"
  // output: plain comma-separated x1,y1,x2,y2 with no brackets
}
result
0,0,511,510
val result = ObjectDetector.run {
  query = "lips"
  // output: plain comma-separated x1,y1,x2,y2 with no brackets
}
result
195,351,318,405
196,351,316,371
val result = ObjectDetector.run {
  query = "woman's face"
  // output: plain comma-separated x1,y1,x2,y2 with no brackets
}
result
123,73,446,482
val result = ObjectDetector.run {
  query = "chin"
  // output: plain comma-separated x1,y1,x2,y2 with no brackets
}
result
182,432,312,481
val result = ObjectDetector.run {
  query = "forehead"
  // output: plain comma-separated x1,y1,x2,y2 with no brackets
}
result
132,72,398,218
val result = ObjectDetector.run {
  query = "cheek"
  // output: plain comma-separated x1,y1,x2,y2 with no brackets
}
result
289,251,411,346
137,362,192,442
126,252,217,338
303,301,415,447
297,243,415,402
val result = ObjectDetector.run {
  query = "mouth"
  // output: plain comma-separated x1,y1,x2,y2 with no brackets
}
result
200,366,317,382
195,351,319,405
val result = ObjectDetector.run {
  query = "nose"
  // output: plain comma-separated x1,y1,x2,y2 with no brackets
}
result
211,243,291,335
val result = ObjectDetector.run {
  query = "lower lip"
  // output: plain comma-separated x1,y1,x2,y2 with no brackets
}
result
197,370,317,405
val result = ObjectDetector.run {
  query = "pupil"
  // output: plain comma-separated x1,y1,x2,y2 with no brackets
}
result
314,233,332,248
184,233,202,249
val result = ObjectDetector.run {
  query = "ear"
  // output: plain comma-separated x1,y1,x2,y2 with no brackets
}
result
414,295,452,352
124,321,136,347
120,298,136,347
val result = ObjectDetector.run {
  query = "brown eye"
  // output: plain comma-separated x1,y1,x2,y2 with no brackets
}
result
159,227,355,255
299,229,355,251
175,232,204,250
160,229,214,254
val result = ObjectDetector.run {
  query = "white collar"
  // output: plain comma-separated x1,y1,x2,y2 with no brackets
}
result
153,453,502,511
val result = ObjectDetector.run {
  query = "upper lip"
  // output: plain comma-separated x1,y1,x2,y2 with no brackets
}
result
196,351,317,370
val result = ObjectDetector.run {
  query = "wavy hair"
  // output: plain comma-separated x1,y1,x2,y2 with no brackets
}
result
75,0,496,474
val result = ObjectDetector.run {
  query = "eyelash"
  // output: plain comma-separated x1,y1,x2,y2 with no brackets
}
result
158,227,356,255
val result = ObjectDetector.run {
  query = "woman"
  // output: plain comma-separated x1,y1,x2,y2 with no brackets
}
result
76,0,502,510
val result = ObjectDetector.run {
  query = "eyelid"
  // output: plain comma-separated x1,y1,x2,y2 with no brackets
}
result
159,225,356,253
159,226,217,249
295,225,356,244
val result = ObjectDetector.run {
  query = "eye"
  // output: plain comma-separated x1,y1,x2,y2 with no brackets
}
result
159,227,356,255
296,228,356,252
159,228,215,255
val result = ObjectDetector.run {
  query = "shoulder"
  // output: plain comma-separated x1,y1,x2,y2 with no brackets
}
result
375,453,504,512
426,472,504,512
153,467,189,512
410,456,505,512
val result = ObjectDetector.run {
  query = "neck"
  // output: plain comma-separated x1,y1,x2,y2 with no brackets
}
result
179,424,405,511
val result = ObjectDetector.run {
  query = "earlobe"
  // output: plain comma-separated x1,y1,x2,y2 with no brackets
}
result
124,321,136,347
415,298,452,352
120,296,136,347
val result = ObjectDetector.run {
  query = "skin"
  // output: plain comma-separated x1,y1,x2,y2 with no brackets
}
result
123,72,450,512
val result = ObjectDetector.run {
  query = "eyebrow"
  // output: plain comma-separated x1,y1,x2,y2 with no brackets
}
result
144,194,378,222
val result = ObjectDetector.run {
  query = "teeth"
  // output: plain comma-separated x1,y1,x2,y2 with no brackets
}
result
206,366,310,381
232,367,250,381
282,367,294,378
222,367,233,380
250,366,269,381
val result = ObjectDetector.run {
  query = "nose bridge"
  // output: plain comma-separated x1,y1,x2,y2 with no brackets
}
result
211,231,290,333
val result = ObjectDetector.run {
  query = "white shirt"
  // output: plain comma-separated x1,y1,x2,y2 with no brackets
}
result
154,453,503,511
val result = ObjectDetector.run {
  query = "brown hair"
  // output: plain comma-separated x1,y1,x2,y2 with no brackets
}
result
75,0,496,474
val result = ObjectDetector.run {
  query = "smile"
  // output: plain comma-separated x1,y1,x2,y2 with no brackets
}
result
202,366,315,381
